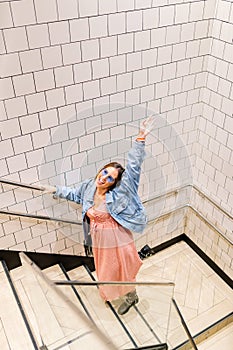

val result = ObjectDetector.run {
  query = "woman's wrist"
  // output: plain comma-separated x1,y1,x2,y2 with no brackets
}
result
136,134,146,142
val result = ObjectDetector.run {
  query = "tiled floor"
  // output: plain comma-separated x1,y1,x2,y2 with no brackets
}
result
0,241,232,349
138,241,233,348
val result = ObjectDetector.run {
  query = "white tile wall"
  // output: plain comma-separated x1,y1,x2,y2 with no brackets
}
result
4,97,27,119
0,77,14,100
57,0,78,20
34,0,58,23
0,3,13,29
0,0,232,276
4,27,28,53
41,46,62,69
20,49,43,73
11,0,36,27
78,0,98,17
61,42,81,65
49,21,70,45
26,92,47,113
13,73,35,96
0,53,21,77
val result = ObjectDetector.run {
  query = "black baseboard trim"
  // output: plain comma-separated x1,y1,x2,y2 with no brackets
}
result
151,234,185,254
151,233,233,289
0,249,95,272
183,235,233,289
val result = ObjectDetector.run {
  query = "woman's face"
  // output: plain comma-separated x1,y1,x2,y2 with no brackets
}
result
95,166,119,190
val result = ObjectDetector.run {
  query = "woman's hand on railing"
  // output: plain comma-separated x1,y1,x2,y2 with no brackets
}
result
41,184,56,194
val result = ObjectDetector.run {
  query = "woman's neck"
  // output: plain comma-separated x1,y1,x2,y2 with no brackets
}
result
95,189,106,197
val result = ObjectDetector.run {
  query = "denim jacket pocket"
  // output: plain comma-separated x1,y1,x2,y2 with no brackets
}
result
113,197,138,217
113,197,129,214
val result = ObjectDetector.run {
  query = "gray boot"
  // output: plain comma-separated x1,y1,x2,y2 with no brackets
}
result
117,290,139,315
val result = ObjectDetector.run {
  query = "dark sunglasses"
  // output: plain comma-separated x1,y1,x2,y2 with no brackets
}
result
101,169,115,183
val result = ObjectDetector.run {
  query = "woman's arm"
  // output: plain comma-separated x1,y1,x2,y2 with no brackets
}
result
119,116,155,193
54,179,92,204
42,179,92,204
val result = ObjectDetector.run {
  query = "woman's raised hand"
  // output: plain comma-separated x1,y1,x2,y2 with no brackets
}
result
138,115,156,138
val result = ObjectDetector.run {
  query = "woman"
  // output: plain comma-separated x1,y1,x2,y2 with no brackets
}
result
44,116,154,315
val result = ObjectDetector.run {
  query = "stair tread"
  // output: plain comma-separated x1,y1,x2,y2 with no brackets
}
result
0,264,35,350
14,262,118,350
49,265,134,348
52,265,165,348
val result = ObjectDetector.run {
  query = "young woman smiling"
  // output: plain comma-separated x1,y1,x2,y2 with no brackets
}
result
43,116,154,315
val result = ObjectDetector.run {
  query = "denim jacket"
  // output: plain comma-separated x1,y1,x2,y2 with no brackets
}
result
55,141,147,240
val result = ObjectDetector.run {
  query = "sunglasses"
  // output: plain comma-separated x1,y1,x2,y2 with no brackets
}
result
101,169,115,183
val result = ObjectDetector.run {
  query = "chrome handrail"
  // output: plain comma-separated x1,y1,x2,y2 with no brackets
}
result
0,203,231,245
54,280,175,287
0,209,82,226
1,178,232,220
0,179,232,243
0,178,45,191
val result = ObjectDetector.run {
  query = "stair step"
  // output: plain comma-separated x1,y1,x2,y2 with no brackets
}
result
47,265,133,348
198,323,233,350
12,264,70,348
137,242,233,348
14,256,118,350
0,263,36,350
56,264,166,349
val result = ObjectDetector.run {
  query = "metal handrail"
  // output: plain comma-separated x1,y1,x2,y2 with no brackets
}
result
54,280,175,287
0,209,82,226
1,178,232,220
143,183,233,221
0,179,232,243
0,202,231,245
0,178,45,191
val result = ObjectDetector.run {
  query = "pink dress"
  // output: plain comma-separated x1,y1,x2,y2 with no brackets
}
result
86,201,143,301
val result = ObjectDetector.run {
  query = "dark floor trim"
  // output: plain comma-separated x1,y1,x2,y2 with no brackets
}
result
183,235,233,289
151,233,233,289
151,234,185,254
0,249,95,273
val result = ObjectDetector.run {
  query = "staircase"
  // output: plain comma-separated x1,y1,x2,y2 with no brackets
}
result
0,241,232,350
0,252,170,350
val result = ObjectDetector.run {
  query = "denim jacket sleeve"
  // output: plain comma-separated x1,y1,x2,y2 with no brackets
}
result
54,178,92,204
105,140,147,233
119,140,146,194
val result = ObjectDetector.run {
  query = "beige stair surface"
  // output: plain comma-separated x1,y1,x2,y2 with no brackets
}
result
44,264,133,349
45,264,166,349
11,255,118,350
138,241,233,348
0,263,36,350
0,240,232,349
197,323,233,350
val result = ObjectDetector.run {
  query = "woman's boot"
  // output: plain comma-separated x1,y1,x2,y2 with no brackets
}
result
117,290,139,315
